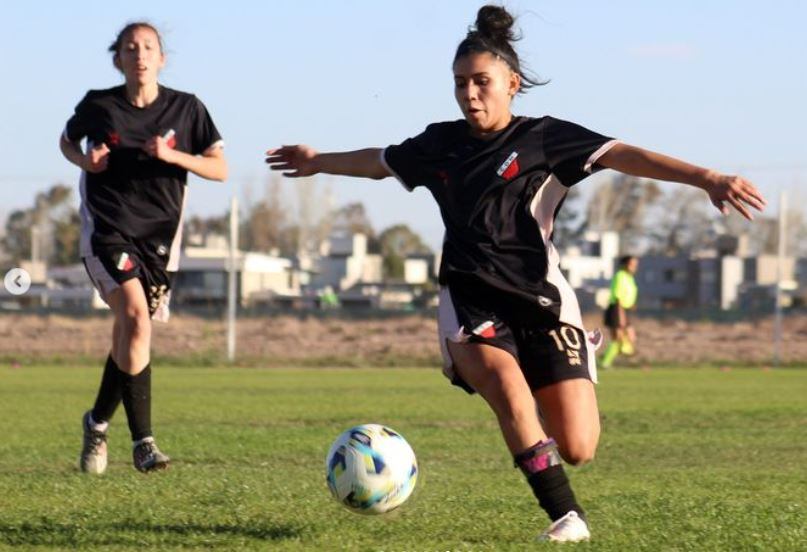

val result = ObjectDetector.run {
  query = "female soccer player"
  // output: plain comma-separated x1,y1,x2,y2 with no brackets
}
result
60,22,226,473
266,5,764,542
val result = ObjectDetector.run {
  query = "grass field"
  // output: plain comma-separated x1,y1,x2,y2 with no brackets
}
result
0,365,804,551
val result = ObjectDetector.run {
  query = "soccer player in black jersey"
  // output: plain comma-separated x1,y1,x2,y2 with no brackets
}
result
60,22,227,474
266,5,765,542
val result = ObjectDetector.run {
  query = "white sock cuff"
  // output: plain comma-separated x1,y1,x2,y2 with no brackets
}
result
88,413,109,432
132,436,155,448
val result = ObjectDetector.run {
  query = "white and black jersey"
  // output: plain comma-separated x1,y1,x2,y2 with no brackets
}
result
63,85,223,271
383,116,618,330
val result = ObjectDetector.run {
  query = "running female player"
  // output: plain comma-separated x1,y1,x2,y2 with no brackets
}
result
60,22,226,473
266,5,765,542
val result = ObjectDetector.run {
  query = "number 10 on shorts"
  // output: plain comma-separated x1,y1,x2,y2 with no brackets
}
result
548,326,583,367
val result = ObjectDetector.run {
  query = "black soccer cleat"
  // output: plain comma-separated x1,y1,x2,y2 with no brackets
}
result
132,438,171,473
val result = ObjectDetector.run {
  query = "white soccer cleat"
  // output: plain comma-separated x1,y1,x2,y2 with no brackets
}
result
79,411,108,474
537,511,591,543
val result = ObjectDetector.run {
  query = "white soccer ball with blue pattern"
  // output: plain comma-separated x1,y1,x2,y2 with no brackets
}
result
325,424,418,515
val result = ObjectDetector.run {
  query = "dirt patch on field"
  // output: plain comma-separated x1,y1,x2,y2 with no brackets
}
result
0,312,805,366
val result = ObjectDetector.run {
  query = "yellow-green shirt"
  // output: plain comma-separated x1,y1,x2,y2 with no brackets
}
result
609,269,637,309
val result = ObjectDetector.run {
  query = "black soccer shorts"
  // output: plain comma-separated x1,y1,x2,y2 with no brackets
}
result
83,239,175,322
437,282,598,393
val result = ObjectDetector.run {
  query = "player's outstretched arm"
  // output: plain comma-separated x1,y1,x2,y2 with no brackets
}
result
598,143,767,220
265,145,391,180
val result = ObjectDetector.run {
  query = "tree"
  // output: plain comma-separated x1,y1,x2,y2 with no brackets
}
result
241,176,291,254
332,202,379,252
581,174,662,253
53,211,82,265
645,187,715,255
239,175,337,257
551,185,583,250
718,209,807,257
377,224,432,279
2,183,80,266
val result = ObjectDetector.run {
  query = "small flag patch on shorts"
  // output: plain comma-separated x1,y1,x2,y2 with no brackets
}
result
116,252,135,272
472,320,496,338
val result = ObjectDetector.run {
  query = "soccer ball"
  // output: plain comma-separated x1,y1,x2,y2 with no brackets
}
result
325,424,418,515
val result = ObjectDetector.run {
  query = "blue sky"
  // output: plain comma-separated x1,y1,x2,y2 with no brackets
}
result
2,1,805,250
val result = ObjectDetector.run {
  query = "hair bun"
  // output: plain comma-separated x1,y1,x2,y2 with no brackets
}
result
475,5,516,42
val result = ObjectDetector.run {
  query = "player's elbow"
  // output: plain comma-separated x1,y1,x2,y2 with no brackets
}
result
58,132,71,153
213,159,228,182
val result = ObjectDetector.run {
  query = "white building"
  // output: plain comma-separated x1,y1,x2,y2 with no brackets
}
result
559,231,620,289
175,246,300,306
314,232,382,290
403,256,431,285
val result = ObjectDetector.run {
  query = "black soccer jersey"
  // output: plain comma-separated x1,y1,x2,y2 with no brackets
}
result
383,116,617,328
63,85,222,270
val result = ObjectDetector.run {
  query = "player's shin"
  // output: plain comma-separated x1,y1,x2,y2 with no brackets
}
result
90,354,123,426
514,438,585,522
121,363,152,441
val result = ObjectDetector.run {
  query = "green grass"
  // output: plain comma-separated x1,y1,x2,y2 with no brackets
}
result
0,365,804,551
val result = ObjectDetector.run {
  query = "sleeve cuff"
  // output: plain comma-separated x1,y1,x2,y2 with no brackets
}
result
203,139,225,153
379,148,414,192
584,139,620,174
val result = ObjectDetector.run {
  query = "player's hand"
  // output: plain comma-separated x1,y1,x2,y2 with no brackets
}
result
705,172,766,220
83,143,110,173
144,135,177,164
265,145,319,177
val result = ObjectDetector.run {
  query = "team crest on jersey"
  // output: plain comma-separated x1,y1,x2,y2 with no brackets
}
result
116,252,135,272
496,151,520,180
162,128,177,149
471,320,496,339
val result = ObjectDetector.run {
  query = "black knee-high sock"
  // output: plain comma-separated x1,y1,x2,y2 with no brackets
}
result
91,354,123,423
515,439,585,522
121,364,152,442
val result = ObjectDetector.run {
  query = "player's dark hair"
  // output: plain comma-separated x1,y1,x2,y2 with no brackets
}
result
454,5,546,93
109,22,164,69
619,255,637,268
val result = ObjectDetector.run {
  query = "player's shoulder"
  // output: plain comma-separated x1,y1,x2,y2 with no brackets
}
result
517,115,566,132
530,115,594,137
421,119,467,138
78,85,124,104
159,85,200,105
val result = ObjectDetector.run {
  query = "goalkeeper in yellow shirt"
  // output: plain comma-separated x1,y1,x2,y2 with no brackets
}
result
601,256,639,368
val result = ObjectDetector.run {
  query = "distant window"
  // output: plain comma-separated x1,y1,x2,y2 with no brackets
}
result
663,269,676,283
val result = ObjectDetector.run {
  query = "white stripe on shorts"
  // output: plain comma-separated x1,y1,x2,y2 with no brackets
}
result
83,256,119,301
437,287,470,384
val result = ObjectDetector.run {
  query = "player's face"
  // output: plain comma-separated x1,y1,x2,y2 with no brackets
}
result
115,27,165,86
453,52,520,136
627,258,639,274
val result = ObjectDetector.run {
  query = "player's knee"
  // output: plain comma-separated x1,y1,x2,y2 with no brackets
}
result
559,439,597,466
121,308,151,338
